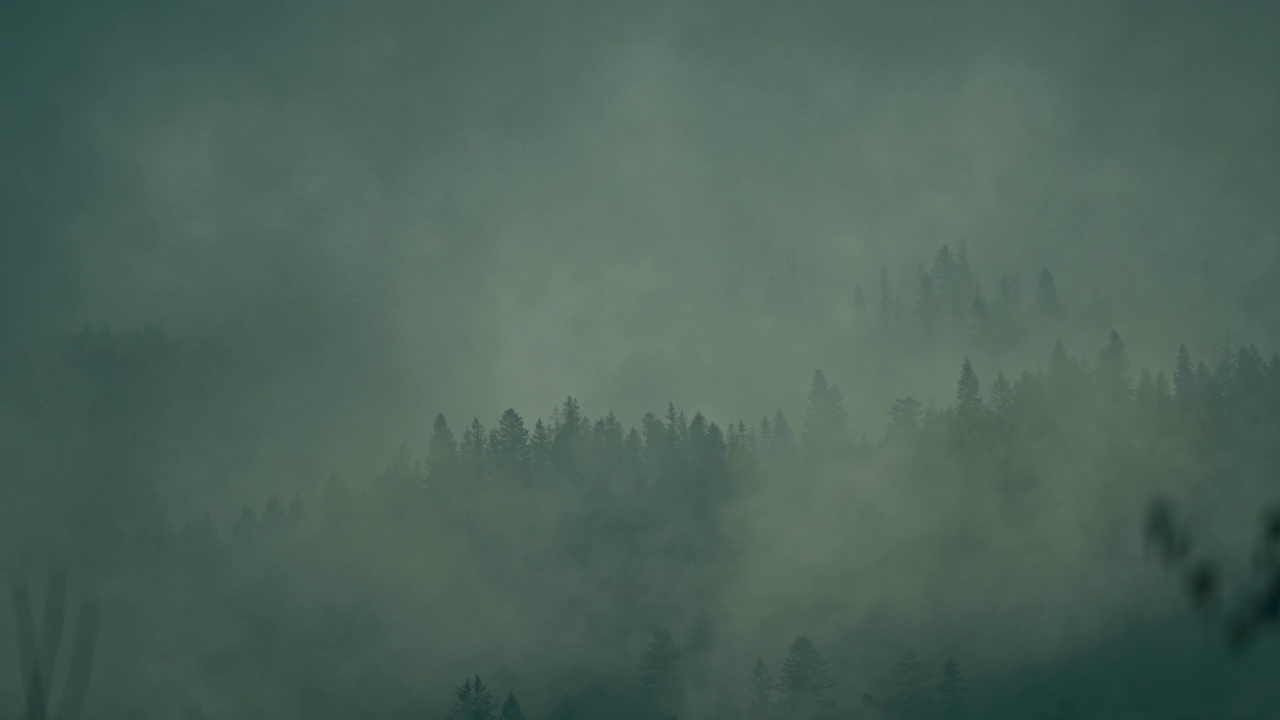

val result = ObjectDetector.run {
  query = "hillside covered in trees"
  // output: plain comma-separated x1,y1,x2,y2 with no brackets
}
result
6,0,1280,717
4,294,1279,718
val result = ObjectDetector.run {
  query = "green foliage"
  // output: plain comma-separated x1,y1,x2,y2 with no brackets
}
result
935,657,968,720
450,676,497,720
777,636,835,720
748,658,775,720
499,692,524,720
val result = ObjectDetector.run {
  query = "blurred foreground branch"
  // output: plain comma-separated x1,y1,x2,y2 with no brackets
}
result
1144,497,1280,649
6,565,100,720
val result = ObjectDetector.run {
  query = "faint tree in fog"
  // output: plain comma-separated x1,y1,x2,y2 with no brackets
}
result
1036,267,1060,319
639,628,682,710
886,649,931,720
935,657,969,720
449,676,497,720
747,658,776,720
777,636,835,720
498,691,524,720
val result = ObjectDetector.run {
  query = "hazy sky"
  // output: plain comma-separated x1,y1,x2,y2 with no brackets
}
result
4,5,1280,717
4,0,1279,474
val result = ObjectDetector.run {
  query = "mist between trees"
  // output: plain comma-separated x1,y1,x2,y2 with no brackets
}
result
3,247,1280,720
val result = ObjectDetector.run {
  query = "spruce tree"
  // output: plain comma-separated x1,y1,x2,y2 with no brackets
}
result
450,676,497,720
802,370,851,463
461,418,489,481
955,359,982,418
490,408,531,484
748,658,775,720
777,636,835,720
879,265,894,328
499,692,524,720
639,629,681,708
1095,330,1134,404
970,292,997,353
916,269,940,338
888,397,923,436
936,657,968,720
427,413,459,483
1036,267,1060,318
886,649,932,720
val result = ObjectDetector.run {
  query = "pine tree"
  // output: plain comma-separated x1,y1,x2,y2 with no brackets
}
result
450,676,497,720
461,418,489,481
1095,330,1134,404
771,411,796,460
639,629,681,707
1173,344,1195,406
956,359,982,417
499,692,525,720
886,649,930,720
777,636,835,720
684,611,715,691
952,241,978,321
970,292,997,353
879,266,893,328
231,505,258,546
490,408,531,484
553,396,587,467
1036,268,1060,319
261,494,286,538
802,370,851,463
915,269,939,338
888,397,923,436
935,657,968,720
550,696,578,720
931,245,958,312
427,413,459,483
529,418,552,483
854,283,867,312
991,371,1014,416
748,658,775,720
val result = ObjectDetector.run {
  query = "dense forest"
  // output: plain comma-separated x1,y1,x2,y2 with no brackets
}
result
3,247,1279,720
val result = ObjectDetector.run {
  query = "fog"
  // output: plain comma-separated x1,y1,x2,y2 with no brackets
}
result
2,1,1279,718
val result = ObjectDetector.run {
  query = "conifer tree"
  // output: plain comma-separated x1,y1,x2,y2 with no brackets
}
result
916,269,939,338
639,629,681,708
450,676,497,720
1036,267,1060,319
955,359,983,418
499,692,524,720
490,408,531,484
777,636,835,720
748,658,775,720
231,505,258,546
802,370,851,463
970,292,997,353
879,265,894,328
886,649,931,720
427,413,459,483
936,657,968,720
888,397,923,436
461,418,488,481
1095,330,1134,404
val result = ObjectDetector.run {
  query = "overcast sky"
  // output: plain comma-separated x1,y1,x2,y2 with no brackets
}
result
4,0,1278,472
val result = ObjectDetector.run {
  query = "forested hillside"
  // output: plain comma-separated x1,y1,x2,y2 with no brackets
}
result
4,266,1278,718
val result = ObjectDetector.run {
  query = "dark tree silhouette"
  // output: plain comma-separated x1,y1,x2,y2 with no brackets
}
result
499,691,524,720
935,657,968,720
748,657,775,720
450,676,497,720
777,636,835,720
